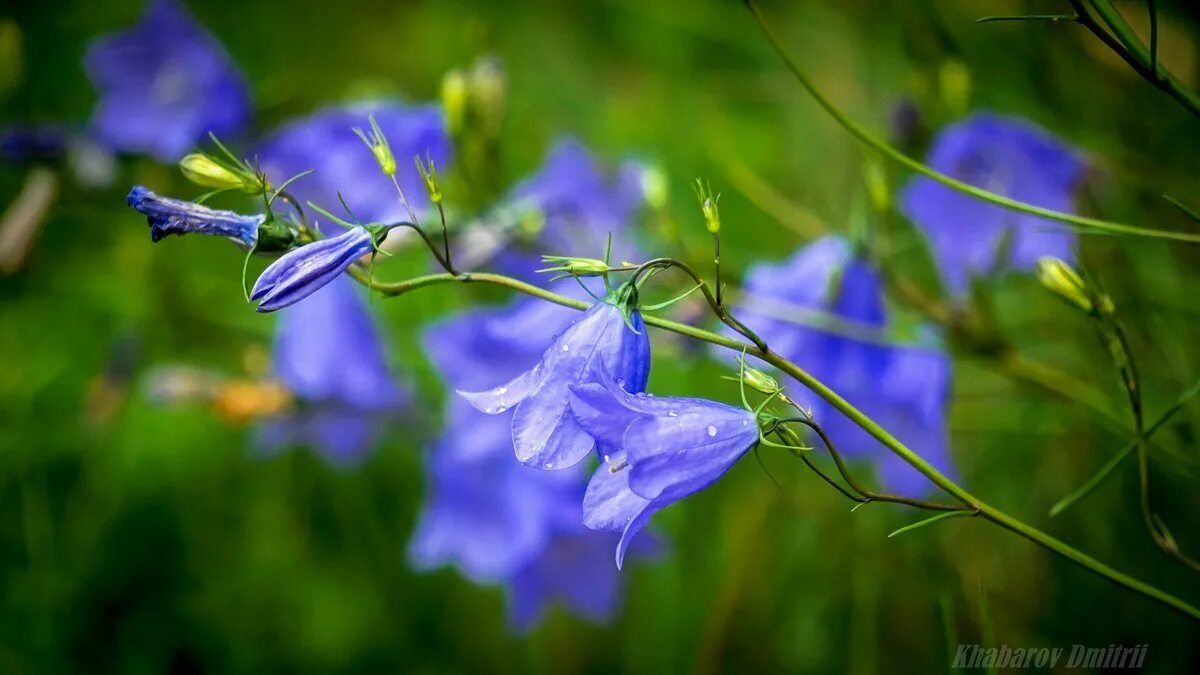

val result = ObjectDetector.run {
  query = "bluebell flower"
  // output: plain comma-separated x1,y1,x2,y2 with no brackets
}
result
256,103,450,224
85,0,250,161
257,276,406,466
126,184,262,247
569,379,759,568
411,296,648,629
458,298,651,469
250,225,380,312
899,113,1086,296
732,236,954,495
489,138,647,281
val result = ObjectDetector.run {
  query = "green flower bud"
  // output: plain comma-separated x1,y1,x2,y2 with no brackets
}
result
179,153,261,193
539,255,611,277
693,178,720,234
741,366,780,395
468,57,506,138
353,114,396,177
441,69,468,136
640,165,668,211
1036,257,1094,314
415,155,442,204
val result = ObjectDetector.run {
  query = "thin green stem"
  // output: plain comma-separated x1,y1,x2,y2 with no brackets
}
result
355,269,1200,621
745,0,1200,241
1051,377,1200,517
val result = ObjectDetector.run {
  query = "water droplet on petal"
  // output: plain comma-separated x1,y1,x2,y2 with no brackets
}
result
742,420,749,426
561,344,570,352
707,425,718,437
667,411,678,417
544,462,554,469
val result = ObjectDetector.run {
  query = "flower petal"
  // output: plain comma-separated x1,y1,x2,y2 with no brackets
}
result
583,461,651,532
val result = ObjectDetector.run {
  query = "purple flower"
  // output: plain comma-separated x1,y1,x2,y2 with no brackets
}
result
733,236,953,494
257,276,406,466
458,299,651,470
250,226,378,312
569,379,758,568
85,0,250,161
899,113,1086,296
256,103,450,224
126,184,262,247
489,138,646,281
0,124,71,162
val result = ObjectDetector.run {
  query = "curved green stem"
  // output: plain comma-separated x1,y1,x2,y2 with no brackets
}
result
744,0,1200,242
355,269,1200,621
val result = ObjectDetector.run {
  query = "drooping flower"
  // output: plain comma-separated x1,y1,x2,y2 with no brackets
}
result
126,184,262,247
256,103,450,224
899,113,1086,296
256,276,406,466
458,297,651,470
85,0,250,161
732,235,954,495
569,379,759,568
250,225,381,312
487,138,647,281
410,295,648,629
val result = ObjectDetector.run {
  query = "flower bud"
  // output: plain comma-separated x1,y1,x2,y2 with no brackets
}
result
415,155,442,204
693,178,720,234
741,366,780,395
179,153,261,193
640,164,668,211
1036,257,1094,313
468,57,505,138
441,69,468,136
539,255,610,277
353,114,396,177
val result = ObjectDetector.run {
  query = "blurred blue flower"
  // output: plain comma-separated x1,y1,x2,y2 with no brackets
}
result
0,124,71,162
899,113,1086,296
411,296,647,629
458,299,650,470
734,236,954,495
250,226,378,312
489,138,647,281
85,0,250,161
570,379,758,568
126,184,262,247
256,103,450,224
258,276,406,466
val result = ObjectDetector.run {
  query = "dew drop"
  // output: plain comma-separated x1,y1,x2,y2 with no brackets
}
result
544,462,554,469
561,344,570,352
707,425,718,437
667,411,679,417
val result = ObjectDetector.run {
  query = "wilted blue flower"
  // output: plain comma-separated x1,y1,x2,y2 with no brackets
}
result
256,103,450,224
570,379,758,568
733,236,953,495
899,113,1086,296
458,298,651,469
257,276,406,466
411,296,647,629
250,226,379,312
489,138,647,281
126,184,262,247
85,0,250,161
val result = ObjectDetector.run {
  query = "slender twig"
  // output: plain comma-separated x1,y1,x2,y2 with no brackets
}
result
745,0,1200,240
435,200,455,274
350,268,1200,621
1148,0,1158,77
1051,377,1200,516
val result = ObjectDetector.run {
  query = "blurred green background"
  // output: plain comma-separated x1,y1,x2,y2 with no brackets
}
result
3,0,1200,672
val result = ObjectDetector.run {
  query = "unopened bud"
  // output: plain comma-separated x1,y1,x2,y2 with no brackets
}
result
441,69,468,136
640,164,668,211
469,57,505,137
415,155,442,204
180,153,261,193
539,255,610,277
742,366,780,395
1036,257,1094,314
353,114,396,177
693,178,720,234
863,158,889,213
